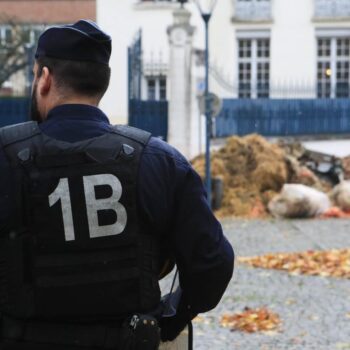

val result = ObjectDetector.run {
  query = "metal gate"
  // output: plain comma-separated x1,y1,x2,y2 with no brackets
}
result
0,97,30,127
127,30,168,140
216,98,350,137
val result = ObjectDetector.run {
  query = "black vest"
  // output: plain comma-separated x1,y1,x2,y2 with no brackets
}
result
0,122,161,322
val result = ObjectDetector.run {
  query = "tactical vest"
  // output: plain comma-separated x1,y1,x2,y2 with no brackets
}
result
0,122,161,322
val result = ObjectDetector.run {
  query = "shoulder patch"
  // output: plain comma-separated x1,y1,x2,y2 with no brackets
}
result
0,121,40,147
111,125,151,146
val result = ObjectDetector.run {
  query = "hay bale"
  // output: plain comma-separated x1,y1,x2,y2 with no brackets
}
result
342,157,350,180
331,181,350,211
268,184,331,218
192,134,330,218
277,139,306,159
216,187,262,218
192,134,289,217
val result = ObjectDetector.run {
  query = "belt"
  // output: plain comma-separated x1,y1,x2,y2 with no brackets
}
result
1,317,121,349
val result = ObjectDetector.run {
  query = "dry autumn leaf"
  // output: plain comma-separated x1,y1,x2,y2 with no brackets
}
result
238,249,350,279
193,316,205,324
221,307,281,333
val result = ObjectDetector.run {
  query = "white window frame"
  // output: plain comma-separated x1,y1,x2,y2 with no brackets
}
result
134,0,178,10
316,29,350,98
315,0,350,19
237,31,270,99
144,75,167,101
235,0,271,21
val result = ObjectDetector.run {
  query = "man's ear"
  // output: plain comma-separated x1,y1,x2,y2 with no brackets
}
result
38,67,52,96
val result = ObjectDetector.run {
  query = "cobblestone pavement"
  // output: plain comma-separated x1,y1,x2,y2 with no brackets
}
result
163,219,350,350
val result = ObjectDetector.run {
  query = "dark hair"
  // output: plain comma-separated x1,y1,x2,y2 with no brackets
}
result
36,57,111,99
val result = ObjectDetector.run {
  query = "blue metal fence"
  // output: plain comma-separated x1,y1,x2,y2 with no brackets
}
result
0,97,30,128
129,99,168,140
216,98,350,137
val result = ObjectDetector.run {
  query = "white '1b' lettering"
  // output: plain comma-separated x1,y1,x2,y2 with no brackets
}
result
83,174,127,238
48,174,128,241
49,178,75,241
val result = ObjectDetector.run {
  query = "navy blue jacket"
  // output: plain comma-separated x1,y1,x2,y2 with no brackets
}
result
0,104,234,333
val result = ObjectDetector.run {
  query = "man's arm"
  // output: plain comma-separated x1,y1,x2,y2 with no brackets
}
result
138,138,234,340
170,167,234,312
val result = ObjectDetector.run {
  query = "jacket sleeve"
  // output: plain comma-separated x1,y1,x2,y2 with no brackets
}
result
170,166,234,313
138,138,234,339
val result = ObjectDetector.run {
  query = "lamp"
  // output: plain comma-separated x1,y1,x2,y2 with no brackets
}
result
178,0,188,7
194,0,217,18
193,0,218,208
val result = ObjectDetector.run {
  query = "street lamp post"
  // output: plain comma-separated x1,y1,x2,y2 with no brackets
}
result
193,0,217,208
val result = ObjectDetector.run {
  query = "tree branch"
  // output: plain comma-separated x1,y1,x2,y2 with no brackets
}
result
0,15,36,88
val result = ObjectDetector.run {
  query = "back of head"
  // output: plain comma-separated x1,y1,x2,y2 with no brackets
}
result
35,20,112,101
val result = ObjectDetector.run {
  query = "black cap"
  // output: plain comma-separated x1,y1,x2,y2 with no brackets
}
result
35,20,111,65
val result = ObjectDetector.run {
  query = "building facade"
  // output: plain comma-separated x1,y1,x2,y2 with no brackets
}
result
97,0,350,124
0,0,95,23
0,0,96,95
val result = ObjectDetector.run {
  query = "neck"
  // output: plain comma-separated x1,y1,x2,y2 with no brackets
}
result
56,96,99,107
42,96,99,121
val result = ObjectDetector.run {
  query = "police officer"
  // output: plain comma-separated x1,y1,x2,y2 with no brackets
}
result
0,20,234,349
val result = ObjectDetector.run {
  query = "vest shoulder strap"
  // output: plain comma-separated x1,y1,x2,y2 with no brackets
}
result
0,121,41,147
111,125,151,146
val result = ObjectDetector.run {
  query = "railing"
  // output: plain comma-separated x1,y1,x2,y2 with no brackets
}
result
209,64,235,94
143,60,168,76
315,0,350,19
234,0,271,21
0,97,30,128
215,98,350,137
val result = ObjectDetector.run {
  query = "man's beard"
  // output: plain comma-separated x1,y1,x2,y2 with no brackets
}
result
30,83,42,123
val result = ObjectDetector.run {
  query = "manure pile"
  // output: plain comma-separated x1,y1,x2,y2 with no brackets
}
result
192,134,329,218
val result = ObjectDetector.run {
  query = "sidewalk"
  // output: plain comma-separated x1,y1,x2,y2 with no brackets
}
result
192,218,350,349
302,140,350,158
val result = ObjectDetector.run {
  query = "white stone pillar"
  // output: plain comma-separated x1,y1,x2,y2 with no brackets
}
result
167,9,195,159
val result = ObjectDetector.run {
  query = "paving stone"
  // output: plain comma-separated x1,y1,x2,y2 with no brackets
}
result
177,219,350,349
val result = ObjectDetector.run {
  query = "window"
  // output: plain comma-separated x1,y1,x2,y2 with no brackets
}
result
159,78,167,100
317,37,350,98
238,38,270,98
0,25,46,46
0,26,12,45
4,28,12,44
235,0,271,21
315,0,350,19
146,76,167,101
147,78,156,100
22,29,32,45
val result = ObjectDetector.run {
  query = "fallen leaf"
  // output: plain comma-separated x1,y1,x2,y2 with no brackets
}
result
221,307,281,333
193,316,205,324
239,249,350,279
321,207,350,219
